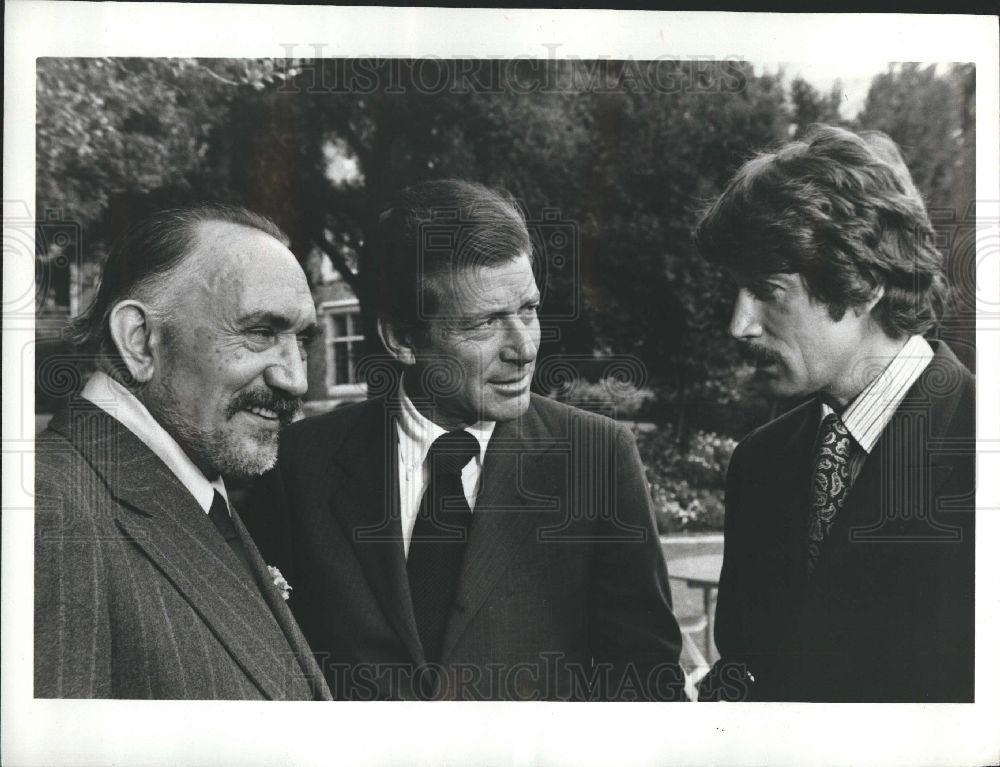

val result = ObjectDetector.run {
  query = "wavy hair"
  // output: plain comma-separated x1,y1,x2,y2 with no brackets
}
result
694,124,949,338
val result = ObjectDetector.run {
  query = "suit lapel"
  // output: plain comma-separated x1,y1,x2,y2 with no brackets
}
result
50,399,306,700
759,401,822,599
229,506,332,700
327,399,424,664
730,399,830,653
440,405,556,661
833,343,965,550
809,342,968,586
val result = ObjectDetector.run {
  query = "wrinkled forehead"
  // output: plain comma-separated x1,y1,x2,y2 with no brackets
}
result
423,252,538,319
181,221,313,321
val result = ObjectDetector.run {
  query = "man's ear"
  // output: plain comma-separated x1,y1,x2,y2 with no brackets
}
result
108,300,160,383
856,283,886,317
377,317,416,366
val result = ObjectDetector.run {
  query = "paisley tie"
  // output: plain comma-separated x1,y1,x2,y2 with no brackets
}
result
807,411,854,575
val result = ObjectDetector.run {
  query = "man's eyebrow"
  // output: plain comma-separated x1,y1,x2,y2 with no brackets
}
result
237,311,294,328
738,273,785,288
463,297,540,322
299,322,321,340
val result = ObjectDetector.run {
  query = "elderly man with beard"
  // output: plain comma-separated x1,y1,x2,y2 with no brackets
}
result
34,204,332,700
695,126,975,702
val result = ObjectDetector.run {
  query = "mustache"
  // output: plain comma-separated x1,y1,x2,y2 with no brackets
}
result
227,389,302,425
738,343,784,367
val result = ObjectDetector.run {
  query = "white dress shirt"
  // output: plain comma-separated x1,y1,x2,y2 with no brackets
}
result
395,383,495,558
81,370,228,514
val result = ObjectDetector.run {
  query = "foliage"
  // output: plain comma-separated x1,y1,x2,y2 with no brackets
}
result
546,377,656,421
635,425,736,534
35,57,975,438
789,76,845,135
35,58,288,227
857,63,974,213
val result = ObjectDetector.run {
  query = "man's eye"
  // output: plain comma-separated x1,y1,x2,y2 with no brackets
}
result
471,317,500,330
521,303,539,318
748,283,779,300
246,327,277,342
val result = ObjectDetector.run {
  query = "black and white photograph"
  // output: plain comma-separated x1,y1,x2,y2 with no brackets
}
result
4,5,999,766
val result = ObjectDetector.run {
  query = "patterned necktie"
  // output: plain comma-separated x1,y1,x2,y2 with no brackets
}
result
807,411,854,575
407,429,480,663
208,490,254,578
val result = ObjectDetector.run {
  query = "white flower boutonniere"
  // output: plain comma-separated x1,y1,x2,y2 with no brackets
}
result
267,565,292,601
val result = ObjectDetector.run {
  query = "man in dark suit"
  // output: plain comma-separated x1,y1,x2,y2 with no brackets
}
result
694,126,975,702
246,180,683,701
35,205,331,700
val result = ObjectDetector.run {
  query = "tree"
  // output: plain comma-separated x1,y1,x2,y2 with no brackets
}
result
37,57,972,436
34,57,793,438
789,76,844,136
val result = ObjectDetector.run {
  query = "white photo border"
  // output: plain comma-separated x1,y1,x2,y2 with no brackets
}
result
4,5,999,766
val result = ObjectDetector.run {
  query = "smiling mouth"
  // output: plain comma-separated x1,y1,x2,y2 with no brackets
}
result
245,406,280,420
491,375,531,393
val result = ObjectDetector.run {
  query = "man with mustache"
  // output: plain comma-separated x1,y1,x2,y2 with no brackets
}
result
34,204,331,700
695,126,974,702
245,180,683,700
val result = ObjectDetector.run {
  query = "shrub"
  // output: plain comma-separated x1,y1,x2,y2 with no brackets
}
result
548,377,656,421
636,425,736,534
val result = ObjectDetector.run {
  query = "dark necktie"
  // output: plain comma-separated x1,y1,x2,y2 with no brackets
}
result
407,429,480,663
208,490,254,578
807,411,854,575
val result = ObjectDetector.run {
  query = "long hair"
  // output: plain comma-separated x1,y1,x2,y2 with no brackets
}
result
695,125,949,338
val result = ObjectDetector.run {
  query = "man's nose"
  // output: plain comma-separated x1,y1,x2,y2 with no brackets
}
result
500,316,539,365
729,288,763,340
264,334,309,397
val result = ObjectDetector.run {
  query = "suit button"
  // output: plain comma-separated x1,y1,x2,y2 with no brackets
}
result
453,603,466,614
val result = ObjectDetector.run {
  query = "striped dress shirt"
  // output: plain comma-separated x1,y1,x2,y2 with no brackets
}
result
819,334,935,481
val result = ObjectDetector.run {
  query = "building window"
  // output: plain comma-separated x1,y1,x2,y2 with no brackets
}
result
322,303,364,393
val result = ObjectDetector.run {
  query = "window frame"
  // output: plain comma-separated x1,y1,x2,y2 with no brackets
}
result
318,299,367,398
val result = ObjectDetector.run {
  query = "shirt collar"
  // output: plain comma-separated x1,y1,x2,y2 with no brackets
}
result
81,370,228,513
820,334,934,454
397,381,495,470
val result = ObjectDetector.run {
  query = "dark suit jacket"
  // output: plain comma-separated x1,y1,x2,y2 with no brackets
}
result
244,393,683,700
702,340,975,702
34,398,332,700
